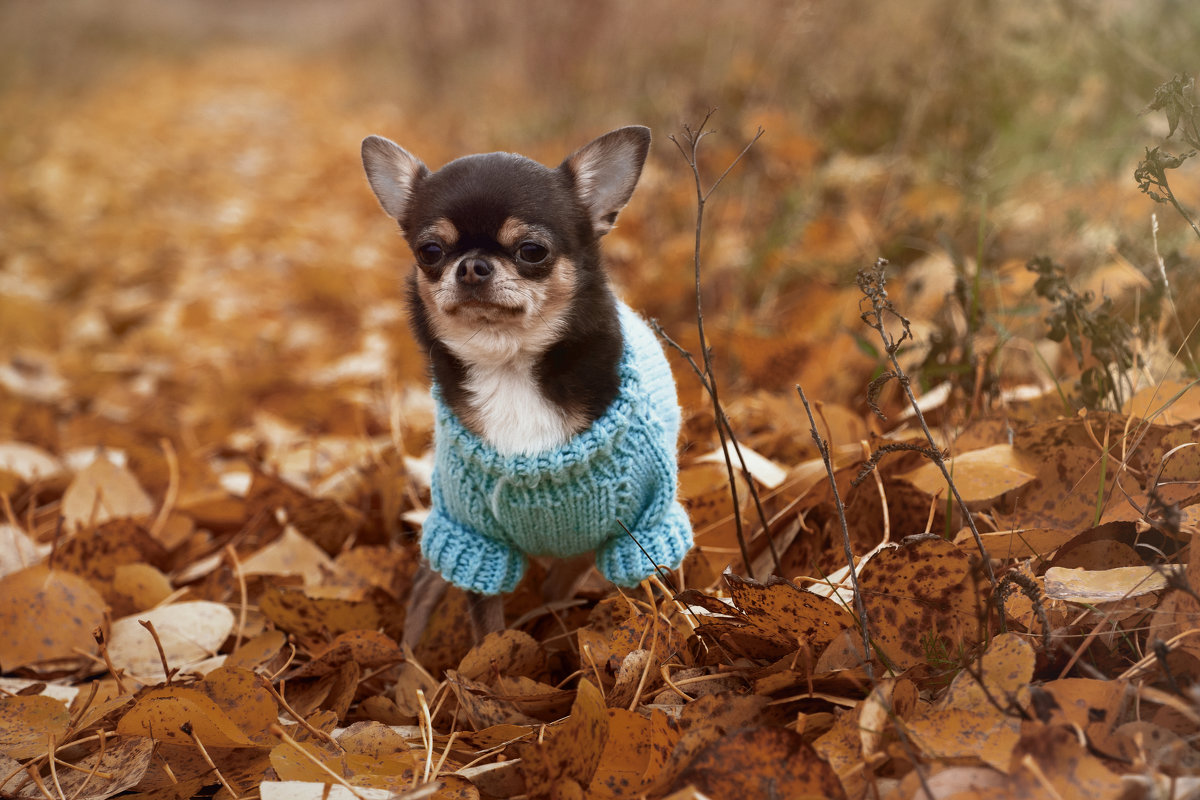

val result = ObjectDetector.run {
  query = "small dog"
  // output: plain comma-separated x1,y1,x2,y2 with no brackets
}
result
361,127,692,643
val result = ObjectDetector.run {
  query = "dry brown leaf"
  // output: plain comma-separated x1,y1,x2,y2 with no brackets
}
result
0,523,41,579
1043,565,1169,603
906,634,1034,772
856,534,981,670
679,461,748,541
15,736,155,800
117,666,277,747
899,443,1038,504
0,694,70,759
1122,379,1200,425
225,629,289,671
110,562,174,615
673,727,846,798
319,660,360,721
953,526,1080,560
859,677,918,756
1034,678,1127,757
519,679,608,799
446,670,544,730
588,707,681,799
491,675,576,720
118,688,257,746
812,703,868,789
240,524,336,584
269,737,349,784
411,584,476,676
258,584,398,641
1001,443,1121,530
60,452,155,530
457,629,547,684
107,601,235,682
907,707,1023,773
331,545,415,598
1010,724,1126,799
288,630,404,679
941,633,1034,712
1116,721,1200,773
0,563,105,671
0,441,64,482
245,470,364,555
725,573,856,651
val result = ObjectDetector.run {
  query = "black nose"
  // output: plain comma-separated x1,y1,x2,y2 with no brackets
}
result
456,257,493,285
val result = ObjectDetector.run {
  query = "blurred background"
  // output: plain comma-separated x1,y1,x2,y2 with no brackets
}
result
1,0,1197,449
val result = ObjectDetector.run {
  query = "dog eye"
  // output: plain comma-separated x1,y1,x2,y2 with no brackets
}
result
517,242,549,264
415,242,444,266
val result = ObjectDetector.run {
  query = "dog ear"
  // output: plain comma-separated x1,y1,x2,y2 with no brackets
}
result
561,126,650,237
362,135,427,225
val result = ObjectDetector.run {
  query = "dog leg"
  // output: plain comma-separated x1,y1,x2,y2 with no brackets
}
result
403,562,450,649
466,592,506,641
406,562,506,648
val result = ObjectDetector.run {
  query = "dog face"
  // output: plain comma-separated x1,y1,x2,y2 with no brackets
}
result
361,128,650,367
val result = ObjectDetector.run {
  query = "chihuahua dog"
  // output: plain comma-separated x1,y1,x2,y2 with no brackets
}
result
362,127,692,644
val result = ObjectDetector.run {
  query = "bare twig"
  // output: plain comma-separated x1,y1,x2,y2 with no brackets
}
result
269,723,365,800
661,112,779,579
796,383,874,681
91,627,127,696
258,675,334,743
650,320,778,573
185,722,244,799
223,544,248,654
138,619,175,685
856,261,1001,610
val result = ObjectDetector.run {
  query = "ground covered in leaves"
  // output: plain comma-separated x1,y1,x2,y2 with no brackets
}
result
2,3,1200,799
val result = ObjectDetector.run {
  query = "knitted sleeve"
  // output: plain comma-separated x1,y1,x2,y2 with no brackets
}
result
594,305,693,587
596,501,692,587
420,482,528,595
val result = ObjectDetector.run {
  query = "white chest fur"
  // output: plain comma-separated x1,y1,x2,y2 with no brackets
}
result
464,358,574,455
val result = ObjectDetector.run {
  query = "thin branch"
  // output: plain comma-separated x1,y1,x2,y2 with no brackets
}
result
857,262,1001,605
650,320,780,572
796,384,874,681
662,113,778,578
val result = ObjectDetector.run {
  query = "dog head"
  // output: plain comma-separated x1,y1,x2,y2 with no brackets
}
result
361,126,650,365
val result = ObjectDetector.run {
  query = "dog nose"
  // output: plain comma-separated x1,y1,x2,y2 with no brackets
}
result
456,257,493,285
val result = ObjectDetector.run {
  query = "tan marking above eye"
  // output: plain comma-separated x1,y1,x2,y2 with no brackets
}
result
425,218,460,246
496,218,528,249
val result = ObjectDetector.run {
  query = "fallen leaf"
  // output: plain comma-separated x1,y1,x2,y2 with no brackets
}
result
60,452,155,530
0,695,70,759
21,736,154,800
457,629,547,683
1122,379,1200,425
240,524,337,584
288,630,404,679
0,563,105,671
0,441,64,482
1043,565,1169,603
588,707,681,799
725,573,856,651
899,443,1038,504
519,679,609,798
1010,723,1126,799
674,727,846,798
856,534,982,670
107,601,236,682
118,687,256,746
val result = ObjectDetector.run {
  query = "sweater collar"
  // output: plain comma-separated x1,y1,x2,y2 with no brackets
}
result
432,325,646,485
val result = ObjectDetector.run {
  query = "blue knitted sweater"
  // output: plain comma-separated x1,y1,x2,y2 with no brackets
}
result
421,302,693,595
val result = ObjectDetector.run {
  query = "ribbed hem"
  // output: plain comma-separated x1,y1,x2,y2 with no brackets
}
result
596,502,693,587
421,507,526,595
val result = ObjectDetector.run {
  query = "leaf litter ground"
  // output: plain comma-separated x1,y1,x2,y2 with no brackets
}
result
1,42,1200,800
